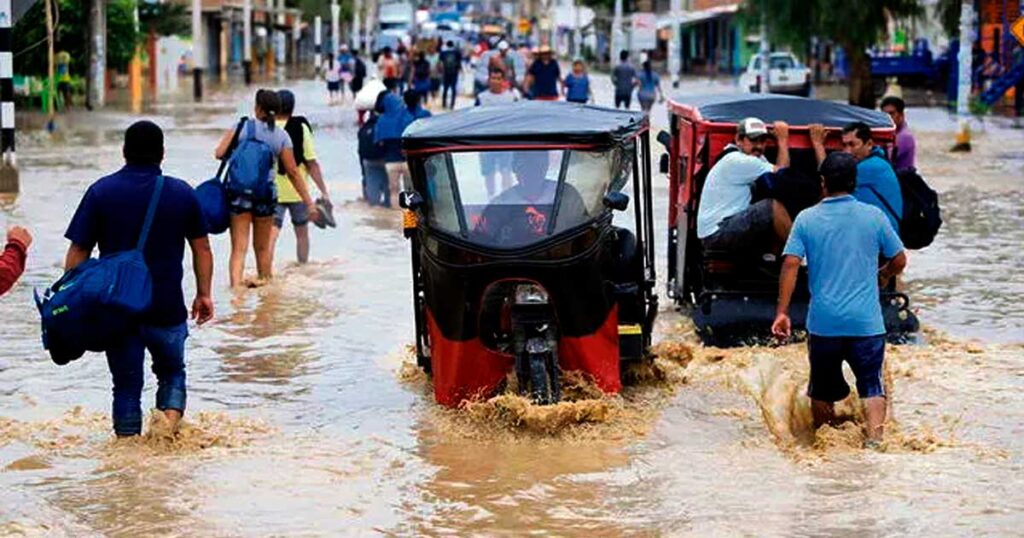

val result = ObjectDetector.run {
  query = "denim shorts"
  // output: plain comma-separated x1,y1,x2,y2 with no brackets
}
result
807,334,886,402
229,193,276,218
273,201,309,228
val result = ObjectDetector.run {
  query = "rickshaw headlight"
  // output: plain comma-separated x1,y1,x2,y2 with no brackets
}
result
514,284,549,305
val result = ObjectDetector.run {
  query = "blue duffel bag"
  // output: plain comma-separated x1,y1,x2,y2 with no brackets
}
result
196,118,246,234
35,175,165,365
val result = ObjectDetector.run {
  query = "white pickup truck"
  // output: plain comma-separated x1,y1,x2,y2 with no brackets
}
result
738,52,812,96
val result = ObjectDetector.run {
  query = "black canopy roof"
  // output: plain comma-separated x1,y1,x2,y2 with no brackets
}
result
402,101,648,152
669,93,894,129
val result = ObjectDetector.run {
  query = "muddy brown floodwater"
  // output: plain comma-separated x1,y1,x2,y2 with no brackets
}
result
1,78,1022,536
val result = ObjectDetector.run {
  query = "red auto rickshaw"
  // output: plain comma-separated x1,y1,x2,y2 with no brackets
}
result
660,93,920,346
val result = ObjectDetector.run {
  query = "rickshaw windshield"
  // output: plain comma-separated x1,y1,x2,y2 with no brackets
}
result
423,148,629,249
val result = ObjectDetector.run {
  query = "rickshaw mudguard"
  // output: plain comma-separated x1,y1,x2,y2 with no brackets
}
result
426,305,622,408
556,305,622,394
427,310,512,407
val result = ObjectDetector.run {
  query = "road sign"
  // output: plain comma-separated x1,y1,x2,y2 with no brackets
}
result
631,13,657,51
1012,16,1024,46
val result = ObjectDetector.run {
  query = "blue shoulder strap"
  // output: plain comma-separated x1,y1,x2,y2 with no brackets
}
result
137,175,165,251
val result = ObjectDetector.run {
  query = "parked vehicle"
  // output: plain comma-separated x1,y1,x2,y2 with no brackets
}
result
661,93,920,346
375,0,414,51
399,102,658,406
738,52,812,96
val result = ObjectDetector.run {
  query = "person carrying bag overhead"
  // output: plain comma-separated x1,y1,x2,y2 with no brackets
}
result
213,89,320,289
52,120,214,437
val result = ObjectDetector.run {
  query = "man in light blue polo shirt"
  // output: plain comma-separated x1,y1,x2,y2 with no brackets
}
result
772,152,907,449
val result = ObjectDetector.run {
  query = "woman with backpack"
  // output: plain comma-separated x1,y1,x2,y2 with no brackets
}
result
214,89,318,288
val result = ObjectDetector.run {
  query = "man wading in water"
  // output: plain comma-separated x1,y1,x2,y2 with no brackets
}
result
772,152,907,450
64,121,214,436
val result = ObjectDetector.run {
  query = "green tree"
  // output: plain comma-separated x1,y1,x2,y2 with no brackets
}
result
745,0,922,108
936,0,963,39
13,0,140,76
139,1,190,37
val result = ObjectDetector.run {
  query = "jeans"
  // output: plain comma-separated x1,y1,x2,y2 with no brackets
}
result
442,75,459,109
362,159,390,207
105,322,188,436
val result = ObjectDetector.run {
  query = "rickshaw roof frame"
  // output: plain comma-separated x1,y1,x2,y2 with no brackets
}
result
402,101,650,156
667,93,895,133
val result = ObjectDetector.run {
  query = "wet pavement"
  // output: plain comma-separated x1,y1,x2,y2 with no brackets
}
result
0,73,1022,536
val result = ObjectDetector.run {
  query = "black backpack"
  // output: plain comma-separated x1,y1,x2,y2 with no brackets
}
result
867,167,942,250
277,115,312,175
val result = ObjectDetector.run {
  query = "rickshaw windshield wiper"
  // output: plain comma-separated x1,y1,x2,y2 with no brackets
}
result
444,153,470,238
546,150,573,236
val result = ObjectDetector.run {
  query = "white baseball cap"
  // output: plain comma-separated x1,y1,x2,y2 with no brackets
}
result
498,40,510,51
737,117,769,140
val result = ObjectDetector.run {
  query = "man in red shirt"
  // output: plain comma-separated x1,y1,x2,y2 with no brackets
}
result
0,226,31,296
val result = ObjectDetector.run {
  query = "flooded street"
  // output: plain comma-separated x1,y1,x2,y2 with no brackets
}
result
1,76,1022,536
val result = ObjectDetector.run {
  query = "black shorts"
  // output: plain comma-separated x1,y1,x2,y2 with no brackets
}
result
701,199,775,252
807,334,887,402
615,92,632,109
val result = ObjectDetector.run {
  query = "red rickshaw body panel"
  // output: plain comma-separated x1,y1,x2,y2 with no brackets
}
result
426,306,622,407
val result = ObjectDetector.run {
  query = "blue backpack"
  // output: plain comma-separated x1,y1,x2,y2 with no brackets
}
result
196,118,246,234
35,176,164,365
225,119,277,201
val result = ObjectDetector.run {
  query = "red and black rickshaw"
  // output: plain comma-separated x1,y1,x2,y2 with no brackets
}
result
400,102,658,406
661,93,920,346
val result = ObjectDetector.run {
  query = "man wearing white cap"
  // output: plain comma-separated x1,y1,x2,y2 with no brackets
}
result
475,40,516,101
696,117,793,255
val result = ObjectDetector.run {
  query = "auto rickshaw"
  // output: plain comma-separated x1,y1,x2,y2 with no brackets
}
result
399,102,658,407
661,93,920,346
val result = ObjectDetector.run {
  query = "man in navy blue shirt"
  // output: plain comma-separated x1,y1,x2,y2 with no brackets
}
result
524,45,562,100
772,152,906,450
65,120,214,437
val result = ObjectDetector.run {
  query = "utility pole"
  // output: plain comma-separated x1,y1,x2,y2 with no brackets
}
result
192,0,203,101
88,0,106,109
573,0,581,57
668,0,681,88
353,0,362,52
331,1,340,58
276,0,285,80
129,1,142,113
0,0,18,193
314,15,322,76
758,2,770,93
953,2,974,151
292,14,300,67
611,0,623,63
45,0,56,125
243,0,252,84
